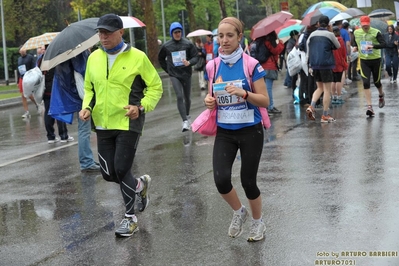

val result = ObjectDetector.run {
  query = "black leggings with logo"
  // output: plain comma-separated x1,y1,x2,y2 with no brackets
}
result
96,130,140,215
212,123,264,200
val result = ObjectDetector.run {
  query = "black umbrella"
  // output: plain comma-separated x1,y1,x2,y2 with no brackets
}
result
343,7,365,18
369,8,394,18
40,18,99,71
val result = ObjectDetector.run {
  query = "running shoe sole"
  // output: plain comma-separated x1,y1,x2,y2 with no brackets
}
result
115,227,139,237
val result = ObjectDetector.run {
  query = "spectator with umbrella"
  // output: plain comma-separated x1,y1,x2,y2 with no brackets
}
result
250,11,292,114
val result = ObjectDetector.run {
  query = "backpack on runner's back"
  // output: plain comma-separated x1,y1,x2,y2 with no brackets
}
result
249,37,270,64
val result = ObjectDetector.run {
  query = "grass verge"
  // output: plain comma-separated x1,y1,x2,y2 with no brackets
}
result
0,84,18,92
0,93,20,100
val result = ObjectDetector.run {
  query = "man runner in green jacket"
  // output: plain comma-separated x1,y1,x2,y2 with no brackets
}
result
79,14,163,237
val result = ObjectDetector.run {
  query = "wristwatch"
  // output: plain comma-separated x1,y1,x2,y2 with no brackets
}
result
138,105,145,116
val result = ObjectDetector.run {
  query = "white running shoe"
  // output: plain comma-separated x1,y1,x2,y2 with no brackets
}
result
182,120,191,132
48,137,60,144
60,136,74,143
228,207,248,238
247,220,266,242
21,111,30,118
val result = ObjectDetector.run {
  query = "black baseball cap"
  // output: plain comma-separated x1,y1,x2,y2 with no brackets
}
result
96,14,123,32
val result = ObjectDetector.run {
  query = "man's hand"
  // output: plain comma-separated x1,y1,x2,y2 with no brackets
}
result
79,109,91,121
124,105,140,120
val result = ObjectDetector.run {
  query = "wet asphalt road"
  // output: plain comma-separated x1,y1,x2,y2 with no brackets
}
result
1,71,399,266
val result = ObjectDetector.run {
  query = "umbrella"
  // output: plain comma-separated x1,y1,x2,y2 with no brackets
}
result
119,16,146,28
275,19,302,34
250,11,293,40
186,29,213,38
40,18,99,71
277,24,305,39
40,16,146,71
330,13,352,23
301,8,340,26
302,1,347,18
343,7,365,18
369,9,395,18
303,7,341,20
21,32,59,51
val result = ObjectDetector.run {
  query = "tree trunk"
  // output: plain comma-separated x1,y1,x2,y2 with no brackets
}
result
143,0,160,67
185,0,196,31
218,0,227,19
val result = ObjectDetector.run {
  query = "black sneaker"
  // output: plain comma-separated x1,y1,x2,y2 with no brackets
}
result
115,217,138,237
137,175,151,212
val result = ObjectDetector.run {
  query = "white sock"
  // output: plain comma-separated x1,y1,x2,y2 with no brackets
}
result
234,205,245,215
125,214,137,222
252,217,263,223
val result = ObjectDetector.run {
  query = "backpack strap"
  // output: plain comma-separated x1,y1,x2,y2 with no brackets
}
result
242,53,271,129
242,53,258,91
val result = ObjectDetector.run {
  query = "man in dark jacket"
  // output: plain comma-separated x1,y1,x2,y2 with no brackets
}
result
305,15,340,123
158,22,198,132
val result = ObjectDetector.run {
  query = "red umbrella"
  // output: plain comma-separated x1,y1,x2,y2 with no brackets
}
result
250,11,293,40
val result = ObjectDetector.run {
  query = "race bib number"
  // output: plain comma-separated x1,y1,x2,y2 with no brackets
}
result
360,40,372,54
206,53,213,61
18,65,27,75
172,50,186,66
213,80,254,124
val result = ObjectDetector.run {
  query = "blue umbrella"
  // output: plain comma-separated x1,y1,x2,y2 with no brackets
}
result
302,1,348,18
303,7,341,19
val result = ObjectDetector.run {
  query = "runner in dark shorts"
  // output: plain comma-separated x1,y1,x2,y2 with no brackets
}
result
313,69,334,83
305,15,341,123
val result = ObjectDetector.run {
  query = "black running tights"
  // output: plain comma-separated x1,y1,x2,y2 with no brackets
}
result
96,130,140,215
212,123,264,200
